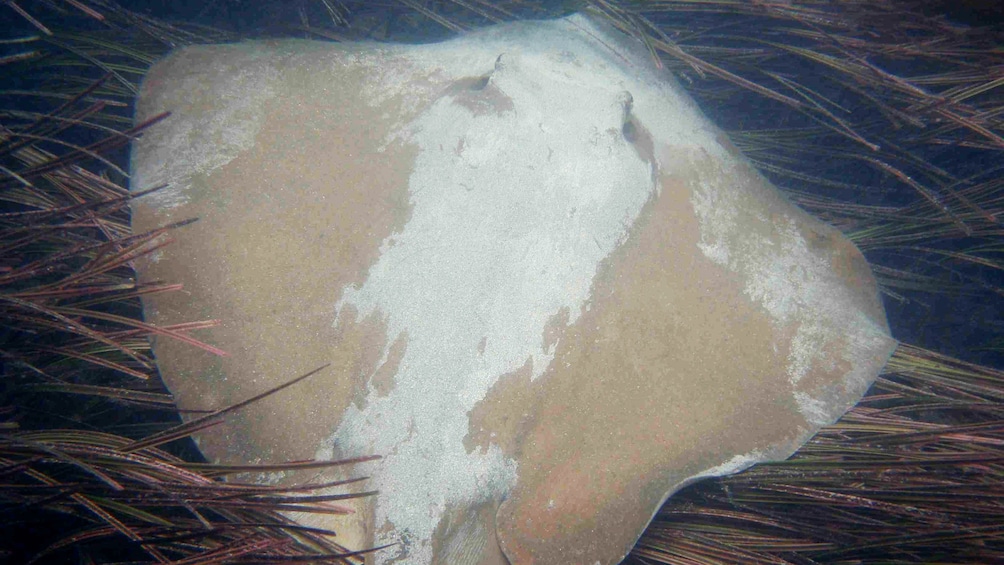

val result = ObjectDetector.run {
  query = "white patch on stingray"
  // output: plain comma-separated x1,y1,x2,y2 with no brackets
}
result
131,42,323,209
690,162,892,425
318,15,696,564
793,391,831,427
692,450,769,483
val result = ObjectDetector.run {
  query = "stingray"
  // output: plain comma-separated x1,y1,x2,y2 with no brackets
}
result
129,13,897,565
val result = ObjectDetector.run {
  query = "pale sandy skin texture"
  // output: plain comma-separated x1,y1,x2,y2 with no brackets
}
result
130,14,896,565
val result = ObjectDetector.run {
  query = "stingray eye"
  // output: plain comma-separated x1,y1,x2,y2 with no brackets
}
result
618,91,636,142
618,90,634,113
468,53,506,91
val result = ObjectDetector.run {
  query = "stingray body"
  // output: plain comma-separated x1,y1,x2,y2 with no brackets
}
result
130,13,896,565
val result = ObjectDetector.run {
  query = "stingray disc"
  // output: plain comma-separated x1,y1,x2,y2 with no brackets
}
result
130,13,897,565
